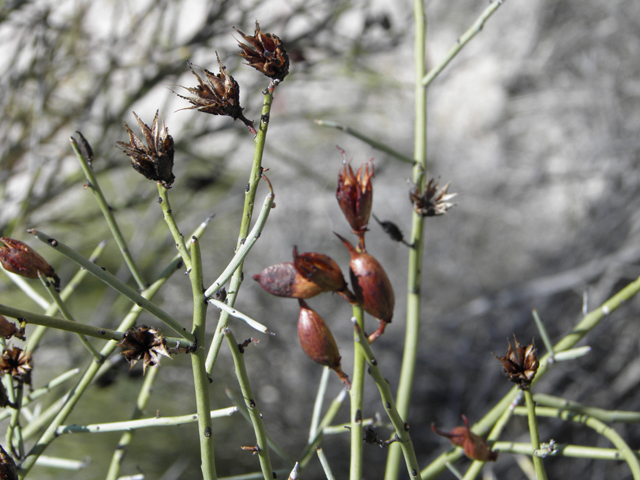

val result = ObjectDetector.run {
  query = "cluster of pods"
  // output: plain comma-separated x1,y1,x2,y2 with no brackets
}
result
253,155,395,388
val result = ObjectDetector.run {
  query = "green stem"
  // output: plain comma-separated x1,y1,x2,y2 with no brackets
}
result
158,184,191,271
205,88,275,374
0,304,192,351
493,441,640,460
314,120,417,165
353,319,421,478
513,406,640,479
226,389,294,466
422,0,506,87
225,329,273,480
105,364,159,480
70,136,146,290
189,236,217,480
38,273,103,361
203,187,275,299
533,393,640,423
27,240,106,354
309,367,331,443
29,229,193,342
463,391,522,480
524,389,547,480
316,447,336,480
56,406,238,435
421,272,640,479
17,256,187,477
349,305,366,480
385,1,427,479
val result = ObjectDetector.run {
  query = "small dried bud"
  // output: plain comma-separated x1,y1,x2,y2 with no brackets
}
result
0,316,25,341
298,300,350,389
335,233,394,342
0,346,32,384
432,415,498,462
495,336,539,389
235,21,290,81
74,131,94,165
409,176,457,217
0,445,18,480
117,326,171,374
292,247,347,293
174,53,254,131
253,262,324,299
336,154,374,249
0,381,14,409
116,111,175,188
0,237,60,290
372,214,412,247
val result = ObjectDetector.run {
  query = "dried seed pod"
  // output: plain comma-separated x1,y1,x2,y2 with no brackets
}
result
431,415,498,462
117,326,171,374
235,21,290,81
336,154,374,249
0,445,18,480
409,175,457,217
253,262,324,299
292,247,347,293
0,237,60,290
335,233,394,342
372,213,412,247
494,336,539,389
297,300,350,389
116,111,175,188
0,316,24,341
0,346,32,385
174,53,254,132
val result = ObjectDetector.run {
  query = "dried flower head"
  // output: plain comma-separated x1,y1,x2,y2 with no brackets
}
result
298,299,350,389
175,54,254,131
292,247,348,293
116,111,175,188
336,153,374,249
409,176,457,217
235,21,290,81
0,445,18,480
0,346,32,384
117,326,171,374
432,415,498,462
0,316,24,341
495,336,539,389
0,237,60,290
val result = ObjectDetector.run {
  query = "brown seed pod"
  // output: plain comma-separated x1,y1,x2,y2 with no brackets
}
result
335,233,394,342
292,246,347,293
0,237,60,290
431,415,498,462
235,21,290,81
336,154,374,250
253,262,324,299
297,299,350,389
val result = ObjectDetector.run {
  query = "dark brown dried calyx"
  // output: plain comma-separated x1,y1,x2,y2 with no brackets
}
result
235,21,290,81
0,445,18,480
372,214,413,247
336,154,374,250
494,336,539,389
0,346,32,385
409,175,456,217
117,326,171,374
174,53,254,132
116,111,175,188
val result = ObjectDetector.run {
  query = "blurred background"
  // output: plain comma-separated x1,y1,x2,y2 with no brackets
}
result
1,0,640,478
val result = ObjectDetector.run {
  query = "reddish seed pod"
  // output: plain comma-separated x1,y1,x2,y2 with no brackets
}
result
297,299,350,389
335,233,394,342
292,246,347,293
0,237,60,289
431,415,498,462
253,262,324,299
336,156,374,249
